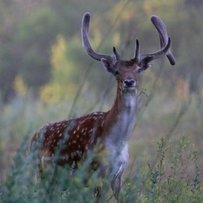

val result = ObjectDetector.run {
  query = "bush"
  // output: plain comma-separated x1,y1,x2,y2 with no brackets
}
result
1,135,202,203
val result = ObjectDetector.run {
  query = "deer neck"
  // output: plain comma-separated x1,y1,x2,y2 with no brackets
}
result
104,83,137,147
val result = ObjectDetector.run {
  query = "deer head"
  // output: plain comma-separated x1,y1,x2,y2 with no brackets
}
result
81,12,175,93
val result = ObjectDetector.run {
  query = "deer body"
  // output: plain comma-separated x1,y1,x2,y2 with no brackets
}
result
31,12,175,201
32,83,137,188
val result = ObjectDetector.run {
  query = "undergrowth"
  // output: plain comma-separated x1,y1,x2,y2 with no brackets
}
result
0,135,202,203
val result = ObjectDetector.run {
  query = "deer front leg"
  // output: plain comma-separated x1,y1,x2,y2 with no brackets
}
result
111,162,125,200
88,160,107,202
108,144,129,201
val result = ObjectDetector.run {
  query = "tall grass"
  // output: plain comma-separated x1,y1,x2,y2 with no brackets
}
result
0,132,202,203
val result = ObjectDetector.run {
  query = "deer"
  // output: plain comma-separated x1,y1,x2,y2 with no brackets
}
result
31,12,175,201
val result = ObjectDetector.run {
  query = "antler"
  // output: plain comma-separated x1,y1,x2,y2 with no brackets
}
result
81,12,116,62
151,15,175,65
141,37,171,62
82,12,175,72
134,39,140,61
113,47,120,61
137,38,171,72
136,15,175,70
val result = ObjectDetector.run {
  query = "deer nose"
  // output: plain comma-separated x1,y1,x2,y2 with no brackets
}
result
124,79,135,87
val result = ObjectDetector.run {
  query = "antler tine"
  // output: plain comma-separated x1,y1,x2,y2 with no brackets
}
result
113,47,120,61
134,39,140,61
81,12,112,61
151,15,175,65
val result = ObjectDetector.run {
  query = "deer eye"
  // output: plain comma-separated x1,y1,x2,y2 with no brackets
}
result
114,70,119,75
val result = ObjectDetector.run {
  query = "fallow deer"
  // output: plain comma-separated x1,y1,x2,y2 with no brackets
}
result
31,12,175,201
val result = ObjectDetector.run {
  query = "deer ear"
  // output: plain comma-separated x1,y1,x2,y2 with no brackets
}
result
101,58,115,73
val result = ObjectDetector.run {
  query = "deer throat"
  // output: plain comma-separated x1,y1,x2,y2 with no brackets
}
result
104,91,137,147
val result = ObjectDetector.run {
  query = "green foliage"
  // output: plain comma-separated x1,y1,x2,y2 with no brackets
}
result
15,7,62,92
40,35,83,103
0,39,19,102
123,137,202,203
1,134,109,203
1,133,202,203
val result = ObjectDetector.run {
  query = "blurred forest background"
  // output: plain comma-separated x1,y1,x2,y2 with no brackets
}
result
0,0,202,192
